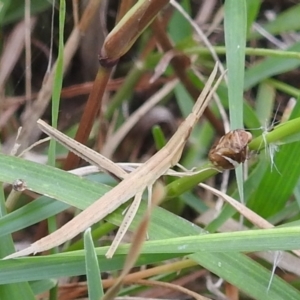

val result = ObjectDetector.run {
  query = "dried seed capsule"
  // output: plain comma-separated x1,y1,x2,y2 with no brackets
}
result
208,130,252,170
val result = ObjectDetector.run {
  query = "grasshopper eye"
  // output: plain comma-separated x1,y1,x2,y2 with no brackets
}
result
208,130,252,170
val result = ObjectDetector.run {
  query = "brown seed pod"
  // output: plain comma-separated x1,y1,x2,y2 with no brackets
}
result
208,130,252,170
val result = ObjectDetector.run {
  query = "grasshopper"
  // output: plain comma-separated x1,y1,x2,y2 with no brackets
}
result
5,63,224,259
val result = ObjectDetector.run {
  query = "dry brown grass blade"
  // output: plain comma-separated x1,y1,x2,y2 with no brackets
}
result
199,183,300,258
102,259,198,288
60,277,209,300
57,259,199,299
37,119,127,179
124,279,211,300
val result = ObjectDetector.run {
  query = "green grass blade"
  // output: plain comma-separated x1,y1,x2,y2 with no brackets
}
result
84,228,104,299
134,226,300,253
0,153,110,209
168,0,192,44
29,279,57,296
0,253,180,284
0,178,34,299
49,0,65,165
224,0,246,129
249,4,300,39
0,197,69,238
244,42,300,90
255,82,275,125
245,0,261,34
47,3,66,280
191,252,300,300
224,0,247,204
152,125,167,150
174,83,194,118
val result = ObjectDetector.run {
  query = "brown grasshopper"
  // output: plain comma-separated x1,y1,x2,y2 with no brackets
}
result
5,63,224,259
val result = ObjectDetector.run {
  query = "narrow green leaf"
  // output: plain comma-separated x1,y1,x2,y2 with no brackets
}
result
168,0,192,44
245,0,261,35
0,153,110,210
136,226,300,253
224,0,247,129
0,197,69,238
244,42,300,90
49,0,65,165
29,280,57,296
152,125,166,150
84,228,104,300
255,82,276,126
174,83,194,118
0,172,35,300
0,253,179,284
249,4,300,39
191,252,300,300
224,0,247,204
